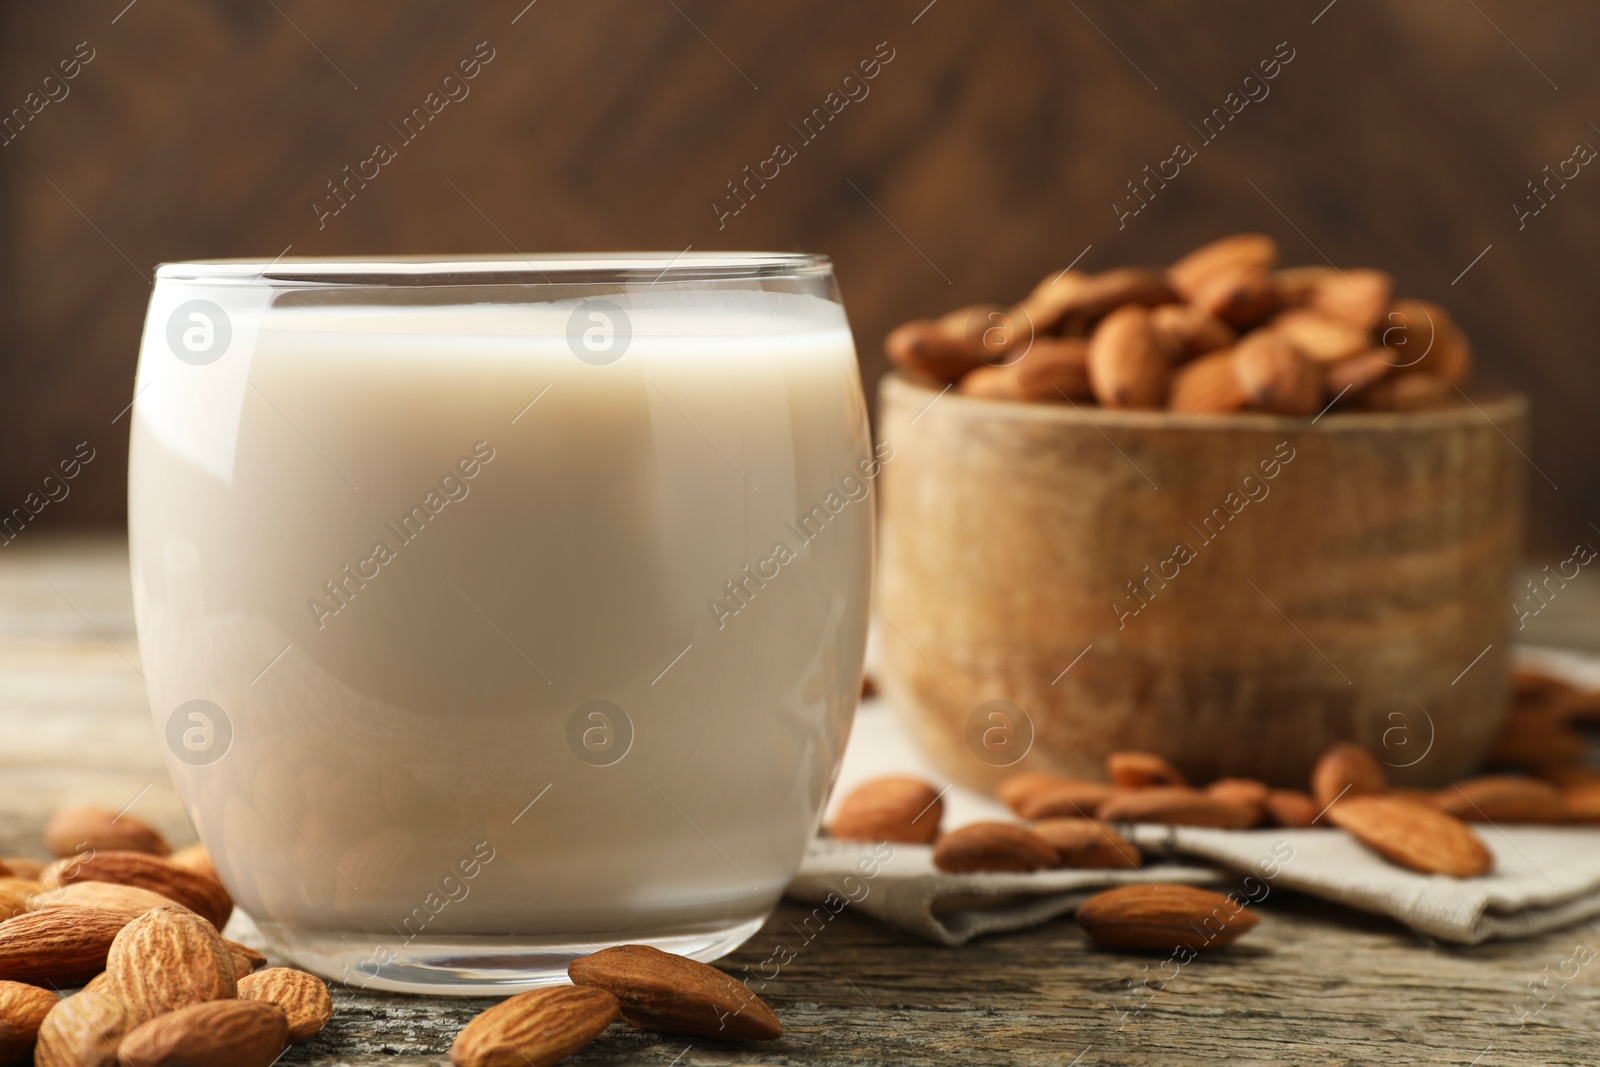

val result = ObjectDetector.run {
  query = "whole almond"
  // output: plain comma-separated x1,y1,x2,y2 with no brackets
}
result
1169,351,1248,413
225,941,268,979
115,999,287,1067
167,846,218,885
104,906,236,1022
28,882,183,922
35,990,133,1067
1013,338,1093,402
1488,706,1587,771
1207,778,1269,814
42,851,232,932
0,979,58,1064
0,880,38,921
1324,349,1393,398
237,968,331,1042
1106,751,1186,788
885,320,987,385
932,822,1056,873
43,808,169,859
1234,331,1322,414
1169,234,1278,300
569,943,778,1041
1306,268,1392,331
1191,269,1280,329
1030,818,1141,869
1087,305,1168,409
1098,787,1260,829
1077,884,1260,951
1435,777,1566,824
827,776,942,845
451,985,618,1067
1263,789,1321,828
0,907,127,986
1326,795,1492,877
1149,303,1235,360
957,363,1024,401
998,774,1114,820
1271,309,1367,363
1381,299,1472,384
1024,268,1176,336
1310,742,1388,808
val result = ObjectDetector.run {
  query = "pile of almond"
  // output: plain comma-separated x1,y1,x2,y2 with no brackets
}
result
886,234,1472,414
0,807,330,1065
451,944,781,1066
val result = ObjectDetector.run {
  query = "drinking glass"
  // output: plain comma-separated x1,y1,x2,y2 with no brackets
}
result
128,254,874,993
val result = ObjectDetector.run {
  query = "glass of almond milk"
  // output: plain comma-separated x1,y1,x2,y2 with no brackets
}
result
128,254,875,993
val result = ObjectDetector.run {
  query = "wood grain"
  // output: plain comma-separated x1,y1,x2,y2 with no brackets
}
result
0,1,1596,556
1,535,1598,1064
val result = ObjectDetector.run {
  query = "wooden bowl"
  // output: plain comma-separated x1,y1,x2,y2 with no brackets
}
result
875,374,1526,791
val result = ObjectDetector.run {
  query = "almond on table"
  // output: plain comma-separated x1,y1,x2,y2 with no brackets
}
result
998,773,1114,820
1310,742,1388,808
569,943,780,1041
1326,796,1492,878
1097,787,1260,829
451,986,619,1067
1434,776,1567,824
43,806,170,858
1030,818,1141,869
1106,751,1186,789
1076,884,1260,952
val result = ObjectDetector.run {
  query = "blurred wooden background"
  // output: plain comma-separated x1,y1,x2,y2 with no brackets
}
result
1,0,1596,555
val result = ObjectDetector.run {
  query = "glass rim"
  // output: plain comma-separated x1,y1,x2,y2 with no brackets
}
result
152,252,833,288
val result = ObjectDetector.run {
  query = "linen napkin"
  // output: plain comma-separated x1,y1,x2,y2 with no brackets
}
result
791,649,1600,946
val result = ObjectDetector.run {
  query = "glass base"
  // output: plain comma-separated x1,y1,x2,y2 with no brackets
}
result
256,914,770,996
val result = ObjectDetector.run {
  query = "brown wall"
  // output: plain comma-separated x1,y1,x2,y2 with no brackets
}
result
2,1,1596,554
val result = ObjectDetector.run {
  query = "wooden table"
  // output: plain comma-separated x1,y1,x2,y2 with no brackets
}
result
3,534,1595,1065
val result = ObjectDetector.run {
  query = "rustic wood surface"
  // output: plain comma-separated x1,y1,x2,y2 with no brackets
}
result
2,1,1599,556
2,534,1598,1065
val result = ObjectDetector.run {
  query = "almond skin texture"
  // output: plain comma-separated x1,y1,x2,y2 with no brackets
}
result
1169,234,1278,300
1077,885,1260,952
41,851,232,932
1263,790,1321,828
1088,305,1168,409
827,776,942,845
0,979,58,1064
932,823,1057,874
1097,787,1259,829
1030,819,1141,869
35,990,133,1067
167,846,218,885
1149,303,1235,359
115,999,287,1067
1169,350,1249,413
1013,338,1093,402
1234,331,1323,414
237,968,332,1042
1327,796,1493,877
43,808,169,859
1310,742,1389,808
1106,751,1186,788
1435,777,1567,824
104,906,236,1022
0,906,127,986
998,774,1114,820
568,945,778,1041
451,985,619,1067
28,882,183,922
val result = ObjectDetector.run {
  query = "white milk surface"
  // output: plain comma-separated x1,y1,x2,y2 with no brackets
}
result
129,287,874,943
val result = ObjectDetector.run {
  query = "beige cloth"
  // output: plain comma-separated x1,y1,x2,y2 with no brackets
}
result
791,650,1600,946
